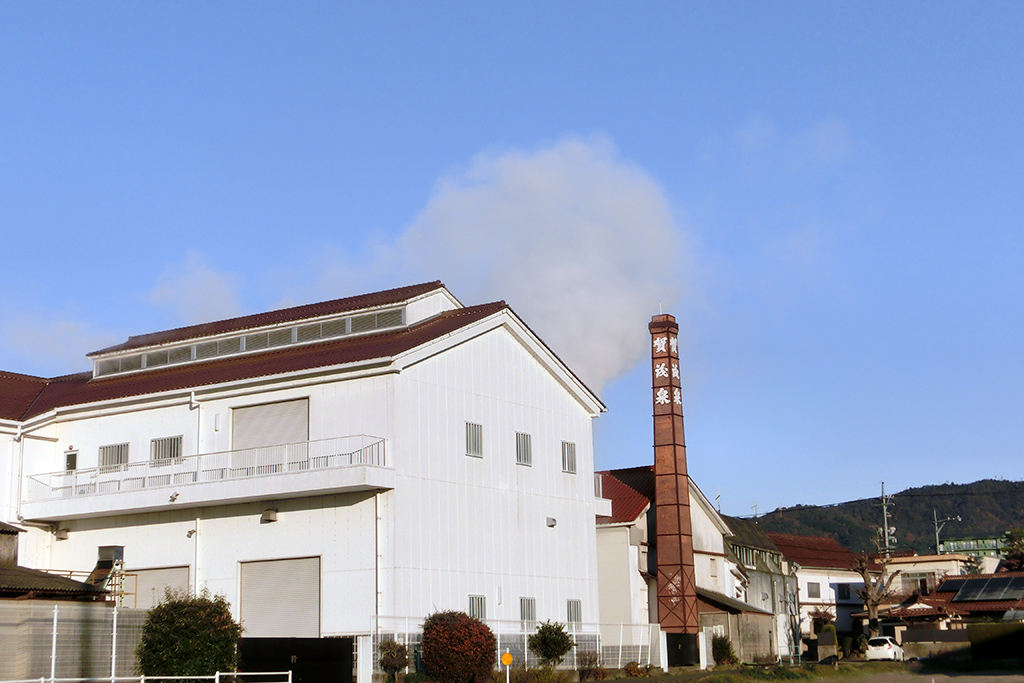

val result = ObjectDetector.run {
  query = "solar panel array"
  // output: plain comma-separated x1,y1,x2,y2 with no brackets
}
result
949,576,1024,602
936,578,966,593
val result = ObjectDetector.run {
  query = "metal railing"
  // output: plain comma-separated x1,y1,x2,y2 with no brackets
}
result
371,616,659,671
25,436,386,502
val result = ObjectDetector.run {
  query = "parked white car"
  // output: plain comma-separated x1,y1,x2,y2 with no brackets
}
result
865,636,905,661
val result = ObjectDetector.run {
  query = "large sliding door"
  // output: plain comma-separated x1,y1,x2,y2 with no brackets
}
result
130,566,190,609
239,557,321,638
232,398,309,449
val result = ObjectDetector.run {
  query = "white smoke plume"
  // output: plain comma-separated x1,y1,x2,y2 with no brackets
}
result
393,136,686,394
148,251,244,325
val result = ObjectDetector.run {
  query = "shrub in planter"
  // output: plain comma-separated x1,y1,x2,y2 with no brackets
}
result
136,588,242,676
576,650,607,681
528,621,575,667
422,611,496,683
621,661,651,678
380,640,410,683
711,635,738,666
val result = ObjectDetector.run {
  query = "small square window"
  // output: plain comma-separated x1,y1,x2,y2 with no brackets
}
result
150,436,184,465
520,597,536,623
566,599,582,624
468,595,486,620
516,432,532,466
837,584,851,600
64,451,78,473
561,441,577,474
99,443,129,473
807,582,821,599
466,422,483,458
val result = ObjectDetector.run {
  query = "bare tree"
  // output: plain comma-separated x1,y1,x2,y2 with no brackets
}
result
853,555,901,637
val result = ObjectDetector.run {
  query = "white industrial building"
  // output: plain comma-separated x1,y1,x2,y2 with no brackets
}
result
0,281,611,682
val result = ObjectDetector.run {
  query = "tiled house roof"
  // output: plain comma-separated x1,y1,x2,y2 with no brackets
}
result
597,466,654,524
767,532,859,571
6,300,507,421
723,515,779,553
0,370,48,421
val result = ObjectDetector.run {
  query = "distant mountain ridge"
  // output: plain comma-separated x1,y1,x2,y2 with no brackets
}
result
756,479,1024,555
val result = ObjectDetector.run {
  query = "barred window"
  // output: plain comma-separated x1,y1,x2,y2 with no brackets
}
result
561,441,577,474
520,596,536,622
516,432,532,466
566,599,582,624
150,435,183,465
468,595,486,620
466,422,483,458
99,443,129,472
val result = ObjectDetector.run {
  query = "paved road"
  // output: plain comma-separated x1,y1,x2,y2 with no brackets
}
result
857,675,1024,683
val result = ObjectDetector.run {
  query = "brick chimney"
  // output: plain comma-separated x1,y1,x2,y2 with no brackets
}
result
649,314,699,665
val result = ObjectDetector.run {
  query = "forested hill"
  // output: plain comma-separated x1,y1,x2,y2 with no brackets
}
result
756,479,1024,554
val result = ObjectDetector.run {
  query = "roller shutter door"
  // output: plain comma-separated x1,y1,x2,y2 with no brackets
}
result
240,557,320,638
130,566,190,610
232,398,309,449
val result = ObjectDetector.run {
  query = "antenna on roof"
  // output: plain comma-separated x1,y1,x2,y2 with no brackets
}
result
715,489,721,512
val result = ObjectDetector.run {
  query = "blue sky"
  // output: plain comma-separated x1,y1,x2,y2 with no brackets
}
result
1,2,1021,516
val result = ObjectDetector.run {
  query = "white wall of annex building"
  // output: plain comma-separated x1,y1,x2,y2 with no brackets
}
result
386,326,600,625
11,320,602,637
42,493,378,635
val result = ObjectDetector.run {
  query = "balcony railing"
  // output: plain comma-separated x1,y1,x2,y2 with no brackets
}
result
25,435,386,503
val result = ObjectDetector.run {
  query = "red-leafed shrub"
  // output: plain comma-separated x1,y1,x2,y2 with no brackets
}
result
422,611,496,683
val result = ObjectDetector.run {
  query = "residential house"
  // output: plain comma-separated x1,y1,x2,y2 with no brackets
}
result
596,467,774,664
722,516,800,660
1,282,610,683
882,571,1024,631
766,533,864,637
889,553,972,597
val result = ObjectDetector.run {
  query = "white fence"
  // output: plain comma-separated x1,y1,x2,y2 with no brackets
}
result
0,602,147,681
25,436,386,502
371,617,660,672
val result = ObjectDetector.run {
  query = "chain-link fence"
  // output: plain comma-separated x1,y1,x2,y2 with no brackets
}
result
371,617,659,673
0,601,148,681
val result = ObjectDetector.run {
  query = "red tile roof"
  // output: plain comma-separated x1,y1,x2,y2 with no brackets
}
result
89,281,447,356
767,532,859,571
597,466,654,524
15,301,506,420
0,370,49,421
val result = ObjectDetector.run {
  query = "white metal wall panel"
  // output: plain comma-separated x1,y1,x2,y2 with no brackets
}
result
130,566,190,609
232,399,309,450
240,557,320,638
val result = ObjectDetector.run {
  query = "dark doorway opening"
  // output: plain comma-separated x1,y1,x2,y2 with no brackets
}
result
239,637,354,683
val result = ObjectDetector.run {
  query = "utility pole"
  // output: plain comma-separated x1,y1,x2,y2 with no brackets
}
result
933,509,961,555
879,482,896,557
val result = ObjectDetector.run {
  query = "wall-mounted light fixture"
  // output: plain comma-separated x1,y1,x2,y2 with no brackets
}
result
546,517,557,528
260,509,278,524
55,528,69,540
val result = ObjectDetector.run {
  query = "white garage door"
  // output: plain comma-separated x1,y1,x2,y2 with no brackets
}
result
240,557,320,638
130,566,190,610
232,398,309,450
